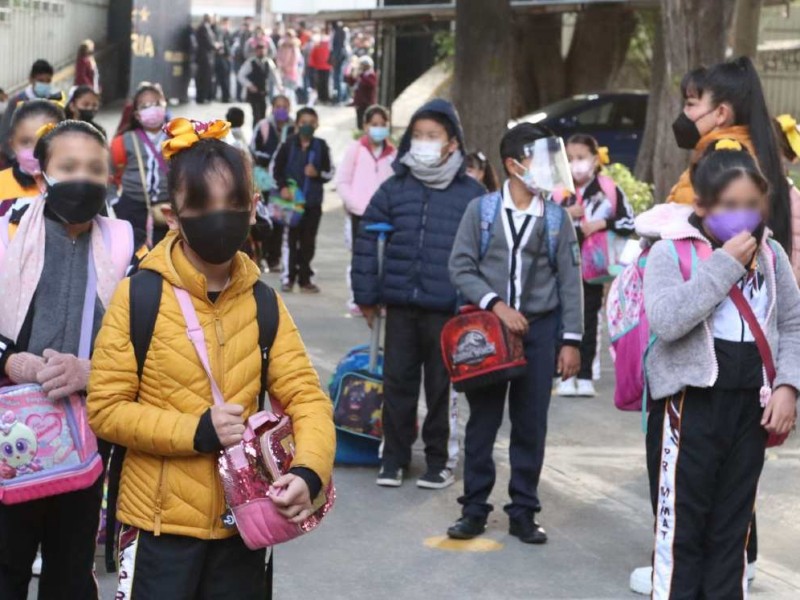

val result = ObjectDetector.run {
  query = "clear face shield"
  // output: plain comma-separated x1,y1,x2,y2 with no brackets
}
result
519,137,575,197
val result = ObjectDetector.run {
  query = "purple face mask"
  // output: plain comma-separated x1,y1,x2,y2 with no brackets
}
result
704,209,762,243
16,148,40,175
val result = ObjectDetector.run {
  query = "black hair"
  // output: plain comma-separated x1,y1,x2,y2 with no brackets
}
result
500,123,556,174
466,151,500,192
411,110,456,140
566,133,603,174
126,83,165,132
364,104,390,125
773,118,797,163
681,56,792,252
296,106,318,122
33,119,107,171
67,85,100,117
225,107,246,129
271,94,291,107
167,138,252,213
9,99,65,139
690,143,770,209
30,59,54,79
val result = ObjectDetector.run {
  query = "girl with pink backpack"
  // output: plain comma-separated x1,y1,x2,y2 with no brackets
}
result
554,134,635,398
643,141,800,599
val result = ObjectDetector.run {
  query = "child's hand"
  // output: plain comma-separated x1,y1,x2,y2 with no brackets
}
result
580,220,605,238
37,350,90,400
492,302,529,336
557,346,580,381
722,231,757,266
211,403,245,447
567,205,585,219
360,305,378,329
270,474,314,523
280,187,292,201
305,164,319,178
762,386,797,436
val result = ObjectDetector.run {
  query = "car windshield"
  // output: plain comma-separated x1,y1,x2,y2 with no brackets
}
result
515,97,590,124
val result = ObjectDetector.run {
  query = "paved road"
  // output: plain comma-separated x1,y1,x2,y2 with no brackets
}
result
30,102,800,599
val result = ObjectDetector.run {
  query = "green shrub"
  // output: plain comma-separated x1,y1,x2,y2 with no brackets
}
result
604,163,654,215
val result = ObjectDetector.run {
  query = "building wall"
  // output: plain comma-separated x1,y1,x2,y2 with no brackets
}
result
0,0,109,93
271,0,376,14
758,3,800,115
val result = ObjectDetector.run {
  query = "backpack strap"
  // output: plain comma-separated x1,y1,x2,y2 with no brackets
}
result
543,200,564,270
478,191,502,260
97,217,135,280
129,269,163,380
596,174,618,213
254,281,280,411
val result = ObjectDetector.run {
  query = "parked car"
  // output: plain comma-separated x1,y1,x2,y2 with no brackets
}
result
510,92,649,170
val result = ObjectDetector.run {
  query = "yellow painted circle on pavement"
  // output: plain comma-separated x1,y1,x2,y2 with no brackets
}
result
423,535,504,552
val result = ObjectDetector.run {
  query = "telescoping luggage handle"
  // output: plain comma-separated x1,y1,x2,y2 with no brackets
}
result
365,223,393,373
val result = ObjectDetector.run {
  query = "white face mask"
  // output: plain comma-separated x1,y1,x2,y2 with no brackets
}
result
0,101,7,115
409,139,444,167
570,158,595,182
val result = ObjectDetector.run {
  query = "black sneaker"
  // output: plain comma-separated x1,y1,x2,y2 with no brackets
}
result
509,515,548,544
416,467,455,490
447,516,487,540
376,464,403,488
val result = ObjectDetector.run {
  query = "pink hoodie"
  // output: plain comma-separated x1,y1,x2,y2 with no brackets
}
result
336,136,397,216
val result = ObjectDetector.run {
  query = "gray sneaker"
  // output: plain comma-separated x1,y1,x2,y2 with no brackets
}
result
417,467,455,490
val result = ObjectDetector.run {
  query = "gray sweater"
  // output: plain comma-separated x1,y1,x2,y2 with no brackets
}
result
643,229,800,400
449,192,584,341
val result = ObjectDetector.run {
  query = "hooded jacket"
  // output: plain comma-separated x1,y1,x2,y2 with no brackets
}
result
336,135,396,217
351,99,485,312
87,232,335,540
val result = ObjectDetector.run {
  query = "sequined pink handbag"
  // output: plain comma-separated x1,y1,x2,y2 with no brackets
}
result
175,287,335,549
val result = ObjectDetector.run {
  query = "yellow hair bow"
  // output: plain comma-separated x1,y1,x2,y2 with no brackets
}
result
35,122,57,140
161,118,231,160
777,114,800,159
597,146,611,166
714,139,743,152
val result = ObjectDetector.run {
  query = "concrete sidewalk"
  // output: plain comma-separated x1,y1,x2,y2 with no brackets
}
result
31,101,800,599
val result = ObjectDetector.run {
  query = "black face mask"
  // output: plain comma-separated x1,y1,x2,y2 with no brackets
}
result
45,179,107,224
671,112,703,150
78,109,98,122
179,210,251,265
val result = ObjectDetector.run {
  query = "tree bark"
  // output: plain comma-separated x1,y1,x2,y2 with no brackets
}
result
732,0,763,58
635,0,737,201
510,13,564,116
453,0,512,172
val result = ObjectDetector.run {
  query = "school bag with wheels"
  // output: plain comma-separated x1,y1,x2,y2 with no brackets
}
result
329,223,392,466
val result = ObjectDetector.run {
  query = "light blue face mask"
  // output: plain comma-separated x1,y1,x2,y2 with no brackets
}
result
33,81,52,98
368,126,390,144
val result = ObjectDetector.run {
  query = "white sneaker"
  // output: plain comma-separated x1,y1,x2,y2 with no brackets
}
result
576,379,597,397
747,561,756,583
32,551,42,577
629,566,652,595
592,354,601,380
557,377,578,397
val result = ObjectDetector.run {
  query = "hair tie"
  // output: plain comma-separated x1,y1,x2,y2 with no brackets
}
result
161,118,231,160
714,138,743,152
777,114,800,158
35,122,57,140
597,146,611,166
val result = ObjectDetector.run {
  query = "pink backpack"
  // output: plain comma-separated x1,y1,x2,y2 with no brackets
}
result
606,239,706,413
553,174,622,283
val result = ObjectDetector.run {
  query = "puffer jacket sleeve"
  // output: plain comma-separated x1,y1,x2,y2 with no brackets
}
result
351,180,392,306
773,242,800,392
267,295,335,487
87,279,202,456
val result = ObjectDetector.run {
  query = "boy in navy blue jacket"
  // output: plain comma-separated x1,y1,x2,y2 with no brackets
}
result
274,107,333,293
352,99,485,490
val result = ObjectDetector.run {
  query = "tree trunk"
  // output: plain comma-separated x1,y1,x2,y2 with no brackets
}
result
732,0,763,58
635,0,737,201
453,0,512,172
510,13,564,116
565,6,638,94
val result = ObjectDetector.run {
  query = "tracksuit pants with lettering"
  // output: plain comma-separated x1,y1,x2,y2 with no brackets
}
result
459,312,558,520
646,387,766,600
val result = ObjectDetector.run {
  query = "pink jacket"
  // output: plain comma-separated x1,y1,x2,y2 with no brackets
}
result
336,137,397,216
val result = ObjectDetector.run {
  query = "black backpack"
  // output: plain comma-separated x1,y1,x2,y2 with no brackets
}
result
103,269,279,572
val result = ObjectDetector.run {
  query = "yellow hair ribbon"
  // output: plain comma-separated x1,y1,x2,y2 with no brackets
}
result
161,118,231,160
777,114,800,159
597,146,611,166
35,122,57,140
714,138,743,152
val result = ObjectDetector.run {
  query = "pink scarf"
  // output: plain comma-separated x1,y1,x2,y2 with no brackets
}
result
0,197,119,343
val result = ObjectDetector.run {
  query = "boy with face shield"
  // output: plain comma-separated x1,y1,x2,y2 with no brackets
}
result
446,123,583,544
352,99,485,490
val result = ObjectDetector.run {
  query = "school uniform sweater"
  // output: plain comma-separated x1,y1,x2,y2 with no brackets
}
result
273,135,333,209
449,181,584,345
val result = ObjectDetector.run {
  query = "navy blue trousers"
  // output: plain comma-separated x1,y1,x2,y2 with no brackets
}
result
459,311,558,520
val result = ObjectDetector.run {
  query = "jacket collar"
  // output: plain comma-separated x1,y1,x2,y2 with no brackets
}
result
358,135,395,160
